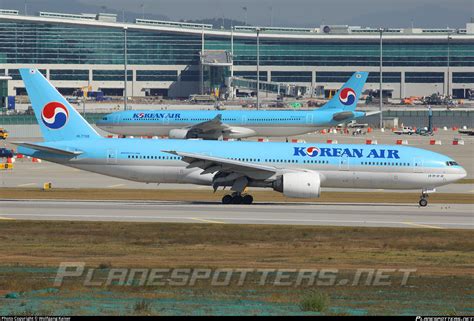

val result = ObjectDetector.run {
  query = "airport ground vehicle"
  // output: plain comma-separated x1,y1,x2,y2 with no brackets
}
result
189,94,216,104
0,148,13,158
0,128,8,140
394,127,415,135
415,128,433,136
14,69,466,206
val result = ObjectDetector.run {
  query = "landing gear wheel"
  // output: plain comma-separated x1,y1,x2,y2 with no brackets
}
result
231,195,243,204
419,198,428,207
222,195,233,204
419,191,429,207
242,195,254,205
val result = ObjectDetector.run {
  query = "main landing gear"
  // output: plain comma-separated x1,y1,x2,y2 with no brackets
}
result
221,192,254,205
419,192,429,207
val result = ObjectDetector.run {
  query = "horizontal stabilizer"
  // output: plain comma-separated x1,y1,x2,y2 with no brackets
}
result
12,142,83,156
332,111,355,121
363,110,382,116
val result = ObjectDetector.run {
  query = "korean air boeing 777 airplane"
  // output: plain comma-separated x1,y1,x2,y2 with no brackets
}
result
96,72,376,140
15,69,466,206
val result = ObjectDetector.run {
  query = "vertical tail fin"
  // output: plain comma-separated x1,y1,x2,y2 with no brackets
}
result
20,68,100,141
318,72,368,111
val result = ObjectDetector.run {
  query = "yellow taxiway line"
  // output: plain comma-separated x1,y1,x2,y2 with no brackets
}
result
402,221,443,229
107,184,126,188
17,183,36,187
189,217,225,224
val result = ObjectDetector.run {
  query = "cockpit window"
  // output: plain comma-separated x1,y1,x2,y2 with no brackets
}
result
446,161,459,166
102,117,108,120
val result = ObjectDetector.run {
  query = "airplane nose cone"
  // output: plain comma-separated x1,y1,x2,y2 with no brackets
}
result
460,167,467,179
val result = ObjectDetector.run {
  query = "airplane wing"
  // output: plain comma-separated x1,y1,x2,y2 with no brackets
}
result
163,150,278,191
12,142,83,156
185,114,229,136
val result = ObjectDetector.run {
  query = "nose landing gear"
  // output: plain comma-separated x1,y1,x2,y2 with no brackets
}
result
221,192,254,205
419,197,428,207
418,189,434,207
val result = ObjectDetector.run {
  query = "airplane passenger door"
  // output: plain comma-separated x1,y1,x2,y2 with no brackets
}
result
339,155,349,171
413,157,423,173
242,116,247,125
113,114,120,125
107,149,118,164
306,114,313,124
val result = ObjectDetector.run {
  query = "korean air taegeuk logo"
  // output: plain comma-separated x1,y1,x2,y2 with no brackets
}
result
339,88,356,106
41,102,69,129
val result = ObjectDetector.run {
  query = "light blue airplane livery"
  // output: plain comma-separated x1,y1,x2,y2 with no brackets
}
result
14,68,466,206
97,72,376,140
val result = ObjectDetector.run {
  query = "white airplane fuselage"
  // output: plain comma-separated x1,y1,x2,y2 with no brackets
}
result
18,139,467,191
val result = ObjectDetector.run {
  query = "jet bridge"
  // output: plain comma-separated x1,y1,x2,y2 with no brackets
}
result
199,50,232,98
199,50,319,99
231,76,318,98
0,75,12,111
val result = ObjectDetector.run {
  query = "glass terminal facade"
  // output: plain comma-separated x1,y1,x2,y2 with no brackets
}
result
0,16,473,99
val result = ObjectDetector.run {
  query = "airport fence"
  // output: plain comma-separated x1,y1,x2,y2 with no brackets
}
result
0,113,108,125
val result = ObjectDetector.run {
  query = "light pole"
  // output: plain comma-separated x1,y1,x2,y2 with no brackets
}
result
447,34,453,97
230,26,234,99
124,26,128,110
242,7,248,25
200,26,205,95
256,27,260,110
378,27,384,129
270,6,273,27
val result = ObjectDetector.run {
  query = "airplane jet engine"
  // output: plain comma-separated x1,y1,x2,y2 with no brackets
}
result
169,128,191,139
273,171,321,198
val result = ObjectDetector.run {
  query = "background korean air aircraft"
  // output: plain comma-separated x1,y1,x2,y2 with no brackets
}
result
15,68,466,206
96,72,376,140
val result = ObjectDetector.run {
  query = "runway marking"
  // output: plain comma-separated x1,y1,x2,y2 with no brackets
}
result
17,183,36,187
107,184,125,188
189,217,225,224
0,216,14,220
402,221,443,229
1,213,472,228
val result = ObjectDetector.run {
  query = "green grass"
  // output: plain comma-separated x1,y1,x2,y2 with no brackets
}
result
0,221,472,315
300,291,330,312
0,221,472,274
133,299,153,315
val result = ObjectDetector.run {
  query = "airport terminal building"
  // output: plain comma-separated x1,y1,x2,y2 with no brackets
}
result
0,10,473,102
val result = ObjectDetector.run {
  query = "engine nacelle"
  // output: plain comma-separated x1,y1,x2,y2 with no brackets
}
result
169,129,190,139
273,171,321,198
227,127,257,139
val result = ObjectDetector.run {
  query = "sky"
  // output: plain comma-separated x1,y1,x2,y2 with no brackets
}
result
1,0,472,28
